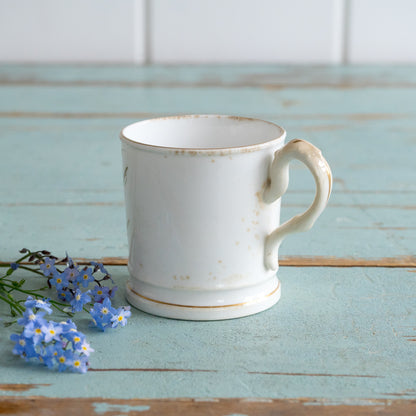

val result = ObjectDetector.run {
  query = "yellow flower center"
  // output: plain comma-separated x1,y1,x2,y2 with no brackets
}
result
57,278,62,284
46,264,51,269
29,314,35,320
19,339,26,346
74,360,81,368
74,336,81,343
97,290,103,295
59,357,66,363
75,294,81,301
83,274,89,280
118,316,123,322
102,308,109,314
35,328,42,335
49,329,55,335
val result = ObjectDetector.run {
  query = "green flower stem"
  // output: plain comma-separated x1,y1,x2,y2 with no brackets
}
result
0,281,68,311
0,252,33,268
1,278,48,292
16,265,45,276
15,252,34,263
0,293,24,313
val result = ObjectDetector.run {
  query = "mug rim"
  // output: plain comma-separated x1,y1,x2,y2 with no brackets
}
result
119,114,286,155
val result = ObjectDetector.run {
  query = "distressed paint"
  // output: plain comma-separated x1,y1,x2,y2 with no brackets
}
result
0,116,415,260
1,65,416,88
93,402,150,413
1,397,416,416
12,255,413,268
1,86,416,119
0,384,50,392
0,65,414,411
1,202,414,261
1,267,415,400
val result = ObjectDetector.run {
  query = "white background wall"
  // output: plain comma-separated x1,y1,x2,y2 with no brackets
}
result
0,0,415,64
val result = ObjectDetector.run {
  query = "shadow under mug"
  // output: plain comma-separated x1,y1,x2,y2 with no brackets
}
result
120,115,332,320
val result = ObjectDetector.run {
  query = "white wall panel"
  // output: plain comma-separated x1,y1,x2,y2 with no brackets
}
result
348,0,416,63
150,0,345,64
0,0,146,63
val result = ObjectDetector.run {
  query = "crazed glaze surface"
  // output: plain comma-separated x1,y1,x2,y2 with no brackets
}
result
120,115,331,320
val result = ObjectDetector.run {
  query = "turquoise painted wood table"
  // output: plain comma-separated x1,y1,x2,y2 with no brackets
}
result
0,65,415,415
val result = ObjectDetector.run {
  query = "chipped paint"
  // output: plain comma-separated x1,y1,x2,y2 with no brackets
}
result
2,397,416,415
0,383,50,392
93,402,150,413
248,371,381,378
9,255,416,269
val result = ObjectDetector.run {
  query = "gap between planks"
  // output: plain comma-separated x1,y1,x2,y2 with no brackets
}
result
1,396,416,416
72,256,416,268
1,79,416,89
3,257,415,269
88,368,381,378
0,111,411,121
1,202,414,210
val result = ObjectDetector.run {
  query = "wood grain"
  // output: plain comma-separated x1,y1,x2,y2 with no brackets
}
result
69,255,416,268
0,65,415,410
1,65,416,88
0,384,49,392
0,396,415,416
6,255,415,269
88,368,380,378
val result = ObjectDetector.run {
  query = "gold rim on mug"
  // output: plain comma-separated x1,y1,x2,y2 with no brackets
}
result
127,281,281,309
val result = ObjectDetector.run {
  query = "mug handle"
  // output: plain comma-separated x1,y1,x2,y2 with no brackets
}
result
263,139,332,271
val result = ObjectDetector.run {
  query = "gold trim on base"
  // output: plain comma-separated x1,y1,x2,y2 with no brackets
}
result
127,282,280,309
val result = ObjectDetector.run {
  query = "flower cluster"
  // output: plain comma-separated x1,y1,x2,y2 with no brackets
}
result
38,255,116,311
2,249,133,374
10,297,92,373
90,297,130,331
35,253,131,331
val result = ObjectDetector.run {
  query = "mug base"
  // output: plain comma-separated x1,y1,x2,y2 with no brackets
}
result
125,279,281,321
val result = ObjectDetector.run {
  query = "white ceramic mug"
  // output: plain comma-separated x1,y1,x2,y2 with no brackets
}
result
120,115,332,320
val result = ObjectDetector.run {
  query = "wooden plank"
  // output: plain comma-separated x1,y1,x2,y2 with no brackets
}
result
0,384,49,392
0,65,414,413
0,115,414,261
0,202,414,262
70,255,416,268
1,267,415,400
3,255,416,268
1,65,416,88
1,85,416,118
1,396,416,416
